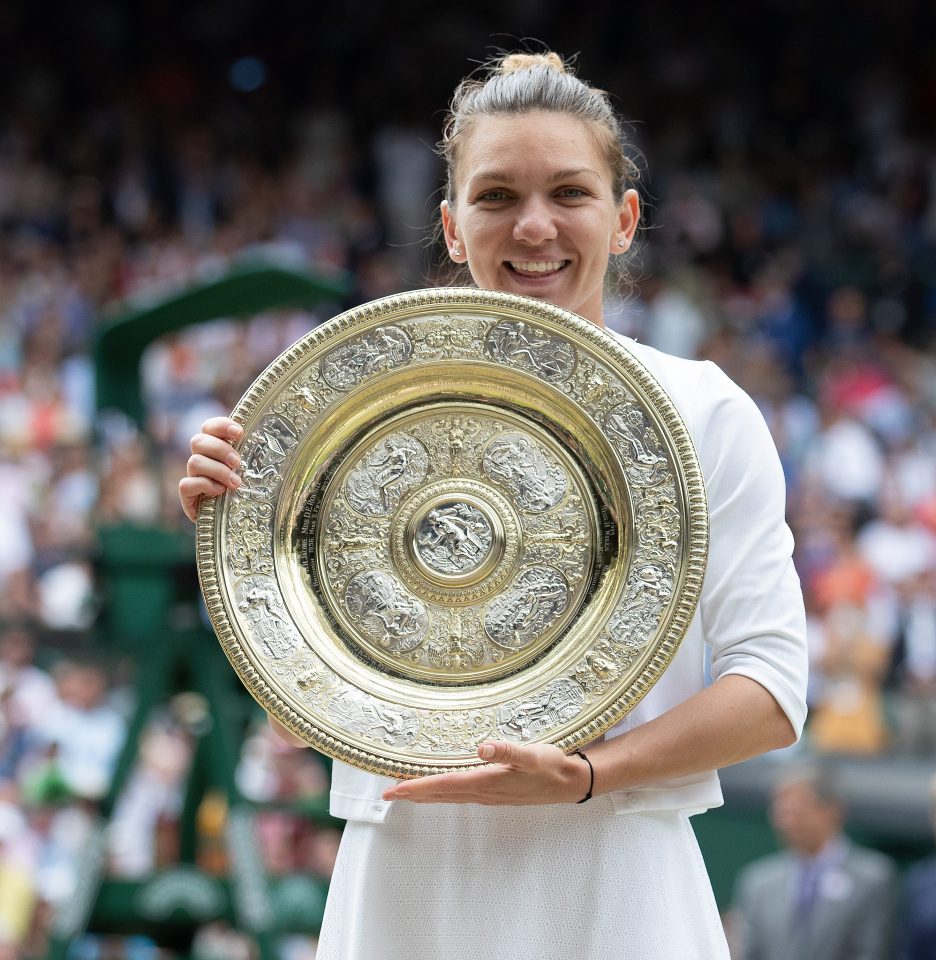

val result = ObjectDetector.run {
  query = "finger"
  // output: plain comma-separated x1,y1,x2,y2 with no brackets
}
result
179,477,228,521
383,768,493,802
201,417,243,440
477,740,522,765
190,433,243,467
187,452,241,488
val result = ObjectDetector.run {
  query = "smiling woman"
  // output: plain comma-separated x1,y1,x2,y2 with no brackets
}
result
180,50,807,960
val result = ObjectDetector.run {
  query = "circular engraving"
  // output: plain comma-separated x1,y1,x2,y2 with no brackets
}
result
345,434,429,516
413,501,494,576
484,567,571,650
482,433,568,512
197,287,709,779
344,570,429,654
392,478,518,604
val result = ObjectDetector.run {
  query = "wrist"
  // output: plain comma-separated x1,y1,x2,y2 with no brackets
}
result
565,750,594,803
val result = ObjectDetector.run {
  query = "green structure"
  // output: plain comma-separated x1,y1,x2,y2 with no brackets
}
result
46,263,348,960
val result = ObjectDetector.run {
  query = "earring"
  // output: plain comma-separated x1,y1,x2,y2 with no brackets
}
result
452,242,461,257
617,240,626,248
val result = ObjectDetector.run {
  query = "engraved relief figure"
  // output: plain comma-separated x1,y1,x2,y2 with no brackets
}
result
323,509,385,576
486,320,576,382
236,583,299,659
416,709,497,753
236,441,281,501
345,435,429,516
574,359,620,411
415,503,493,574
635,491,681,554
429,416,484,473
605,403,669,482
497,677,585,741
426,611,486,671
256,415,298,458
327,688,419,747
482,434,568,512
608,563,674,648
485,567,570,650
413,318,485,359
574,640,628,697
344,570,429,653
321,325,412,390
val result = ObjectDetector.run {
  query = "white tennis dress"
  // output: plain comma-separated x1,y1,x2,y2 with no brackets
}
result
315,336,809,960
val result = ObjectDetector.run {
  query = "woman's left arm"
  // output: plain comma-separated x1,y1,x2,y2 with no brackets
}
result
383,675,793,804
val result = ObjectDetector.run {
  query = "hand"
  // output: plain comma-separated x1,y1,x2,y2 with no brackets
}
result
179,417,244,522
381,741,592,806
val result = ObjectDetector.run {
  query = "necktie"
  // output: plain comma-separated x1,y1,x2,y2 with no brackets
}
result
796,860,821,918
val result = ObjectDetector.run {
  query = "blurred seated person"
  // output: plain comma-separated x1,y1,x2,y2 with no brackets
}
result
809,600,890,754
885,569,936,755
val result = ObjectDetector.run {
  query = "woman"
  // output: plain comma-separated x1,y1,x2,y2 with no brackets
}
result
181,52,807,959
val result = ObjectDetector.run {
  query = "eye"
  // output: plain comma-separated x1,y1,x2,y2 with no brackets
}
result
556,186,589,200
474,189,511,203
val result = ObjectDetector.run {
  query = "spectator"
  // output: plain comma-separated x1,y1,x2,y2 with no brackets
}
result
885,570,936,755
732,763,897,960
899,772,936,960
35,662,126,802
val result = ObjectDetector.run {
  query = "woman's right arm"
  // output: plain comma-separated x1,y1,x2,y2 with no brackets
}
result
179,417,244,522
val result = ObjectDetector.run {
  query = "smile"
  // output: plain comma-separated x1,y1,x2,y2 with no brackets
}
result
507,260,568,276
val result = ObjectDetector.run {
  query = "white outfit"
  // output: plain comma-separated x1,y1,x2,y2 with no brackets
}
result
317,336,809,960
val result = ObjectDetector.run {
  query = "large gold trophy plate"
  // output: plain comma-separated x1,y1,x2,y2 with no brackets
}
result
197,289,708,777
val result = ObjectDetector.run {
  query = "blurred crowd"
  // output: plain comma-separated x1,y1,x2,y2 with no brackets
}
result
2,0,936,956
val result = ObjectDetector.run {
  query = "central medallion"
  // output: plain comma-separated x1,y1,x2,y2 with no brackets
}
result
413,500,493,577
394,480,517,602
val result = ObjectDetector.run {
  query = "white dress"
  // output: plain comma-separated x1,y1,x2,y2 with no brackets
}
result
315,336,809,960
317,798,727,960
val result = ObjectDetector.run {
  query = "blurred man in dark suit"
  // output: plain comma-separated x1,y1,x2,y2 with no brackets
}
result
733,763,897,960
900,772,936,960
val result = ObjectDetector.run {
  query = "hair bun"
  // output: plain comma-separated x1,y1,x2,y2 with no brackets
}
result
498,52,567,76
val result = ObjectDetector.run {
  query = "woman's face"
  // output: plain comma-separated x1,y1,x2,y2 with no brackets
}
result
442,111,639,327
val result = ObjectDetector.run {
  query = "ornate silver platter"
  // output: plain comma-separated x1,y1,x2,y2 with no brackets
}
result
197,289,708,777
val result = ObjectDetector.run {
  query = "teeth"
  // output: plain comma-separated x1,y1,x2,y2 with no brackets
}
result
510,260,565,273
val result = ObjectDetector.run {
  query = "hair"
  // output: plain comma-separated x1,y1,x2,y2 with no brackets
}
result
439,51,639,206
772,760,844,807
433,51,640,287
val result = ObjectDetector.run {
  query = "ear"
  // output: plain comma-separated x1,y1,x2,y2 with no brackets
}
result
441,200,466,262
611,189,640,254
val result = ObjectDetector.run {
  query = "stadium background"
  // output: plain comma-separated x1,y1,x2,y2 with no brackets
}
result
2,0,936,956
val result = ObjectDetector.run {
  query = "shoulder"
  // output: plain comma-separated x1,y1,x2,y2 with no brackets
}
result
905,854,936,891
610,335,717,410
845,842,897,884
611,335,767,443
736,851,790,894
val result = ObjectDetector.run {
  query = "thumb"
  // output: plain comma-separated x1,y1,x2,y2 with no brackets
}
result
477,740,522,764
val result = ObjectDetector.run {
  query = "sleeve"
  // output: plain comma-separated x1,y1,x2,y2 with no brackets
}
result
694,361,809,738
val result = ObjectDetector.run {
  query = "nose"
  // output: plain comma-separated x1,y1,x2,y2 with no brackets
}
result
512,195,558,245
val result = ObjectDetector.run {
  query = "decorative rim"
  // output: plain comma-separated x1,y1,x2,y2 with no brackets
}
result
196,287,708,777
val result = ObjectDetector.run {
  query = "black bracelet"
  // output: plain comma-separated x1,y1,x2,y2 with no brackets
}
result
574,750,594,804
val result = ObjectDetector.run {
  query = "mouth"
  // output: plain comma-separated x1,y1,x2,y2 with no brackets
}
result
506,259,569,278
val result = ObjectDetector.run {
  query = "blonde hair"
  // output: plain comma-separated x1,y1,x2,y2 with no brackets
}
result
439,51,639,205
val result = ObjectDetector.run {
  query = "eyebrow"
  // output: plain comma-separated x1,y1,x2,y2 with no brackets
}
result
469,167,603,185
